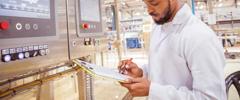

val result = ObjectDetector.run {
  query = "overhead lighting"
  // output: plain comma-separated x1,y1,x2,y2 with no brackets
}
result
143,11,147,15
218,3,223,7
199,5,204,9
197,2,201,5
135,12,140,15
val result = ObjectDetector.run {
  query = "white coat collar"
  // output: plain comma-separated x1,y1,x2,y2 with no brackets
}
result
161,4,192,32
171,4,192,25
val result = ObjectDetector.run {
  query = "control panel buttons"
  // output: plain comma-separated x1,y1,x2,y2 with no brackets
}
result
43,45,48,49
9,48,16,54
23,47,29,52
90,25,96,29
3,55,11,62
1,44,50,62
18,53,24,60
25,24,31,30
91,25,94,29
24,52,30,58
0,21,9,30
16,23,22,30
39,49,46,56
1,49,9,55
33,51,38,57
84,38,92,46
45,49,50,55
39,45,44,49
33,45,39,50
28,46,34,51
16,48,23,53
33,24,38,30
82,23,89,29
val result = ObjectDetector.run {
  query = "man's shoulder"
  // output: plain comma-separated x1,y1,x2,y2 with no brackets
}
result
181,16,216,40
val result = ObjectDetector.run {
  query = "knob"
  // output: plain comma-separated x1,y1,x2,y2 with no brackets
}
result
24,52,30,58
3,55,11,62
45,49,50,55
39,49,46,56
0,21,9,30
18,53,24,59
82,23,89,29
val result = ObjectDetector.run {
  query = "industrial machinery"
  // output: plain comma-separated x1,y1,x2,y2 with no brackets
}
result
68,0,107,60
0,0,69,80
67,0,108,99
0,0,107,99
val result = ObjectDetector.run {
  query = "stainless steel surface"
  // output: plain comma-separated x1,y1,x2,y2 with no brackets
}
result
0,0,69,80
0,0,108,100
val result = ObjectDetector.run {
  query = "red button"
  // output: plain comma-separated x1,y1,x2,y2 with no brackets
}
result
82,23,89,29
0,21,9,30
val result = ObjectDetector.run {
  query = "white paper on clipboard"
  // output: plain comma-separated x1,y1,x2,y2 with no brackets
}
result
73,59,131,81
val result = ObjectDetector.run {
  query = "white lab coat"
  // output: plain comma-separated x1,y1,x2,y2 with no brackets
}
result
142,4,227,100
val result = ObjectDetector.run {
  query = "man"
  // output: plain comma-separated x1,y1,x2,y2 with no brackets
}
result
221,33,234,47
118,0,227,100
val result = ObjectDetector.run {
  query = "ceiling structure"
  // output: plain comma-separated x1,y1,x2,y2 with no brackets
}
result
103,0,240,19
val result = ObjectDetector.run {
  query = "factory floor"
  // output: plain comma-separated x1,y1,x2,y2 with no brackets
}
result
8,48,240,100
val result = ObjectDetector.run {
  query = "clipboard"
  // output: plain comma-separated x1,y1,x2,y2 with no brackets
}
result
72,59,131,82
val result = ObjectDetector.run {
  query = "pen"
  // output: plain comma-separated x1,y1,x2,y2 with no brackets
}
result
119,58,133,74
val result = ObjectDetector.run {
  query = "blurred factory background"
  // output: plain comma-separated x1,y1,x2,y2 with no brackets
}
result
0,0,240,100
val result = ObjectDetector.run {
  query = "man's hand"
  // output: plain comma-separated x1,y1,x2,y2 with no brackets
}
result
120,78,151,97
118,59,143,78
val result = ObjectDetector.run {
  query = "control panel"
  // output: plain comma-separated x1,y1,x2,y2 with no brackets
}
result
67,0,107,60
76,0,103,36
0,0,69,80
0,0,56,38
68,0,107,59
1,45,49,62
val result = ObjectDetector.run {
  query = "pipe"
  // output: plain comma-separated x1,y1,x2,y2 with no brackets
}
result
191,0,195,15
0,64,69,86
65,0,71,60
0,64,81,99
114,0,123,62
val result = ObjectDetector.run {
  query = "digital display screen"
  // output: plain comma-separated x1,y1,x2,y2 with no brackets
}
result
80,0,100,22
0,0,50,19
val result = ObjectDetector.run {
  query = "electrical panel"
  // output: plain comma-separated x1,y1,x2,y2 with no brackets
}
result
67,0,108,60
0,0,69,80
76,0,103,37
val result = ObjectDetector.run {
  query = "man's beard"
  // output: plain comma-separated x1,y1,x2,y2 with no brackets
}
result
151,0,172,25
153,11,172,25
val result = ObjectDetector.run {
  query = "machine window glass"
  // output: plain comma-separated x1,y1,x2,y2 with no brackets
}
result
80,0,100,22
0,0,50,19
